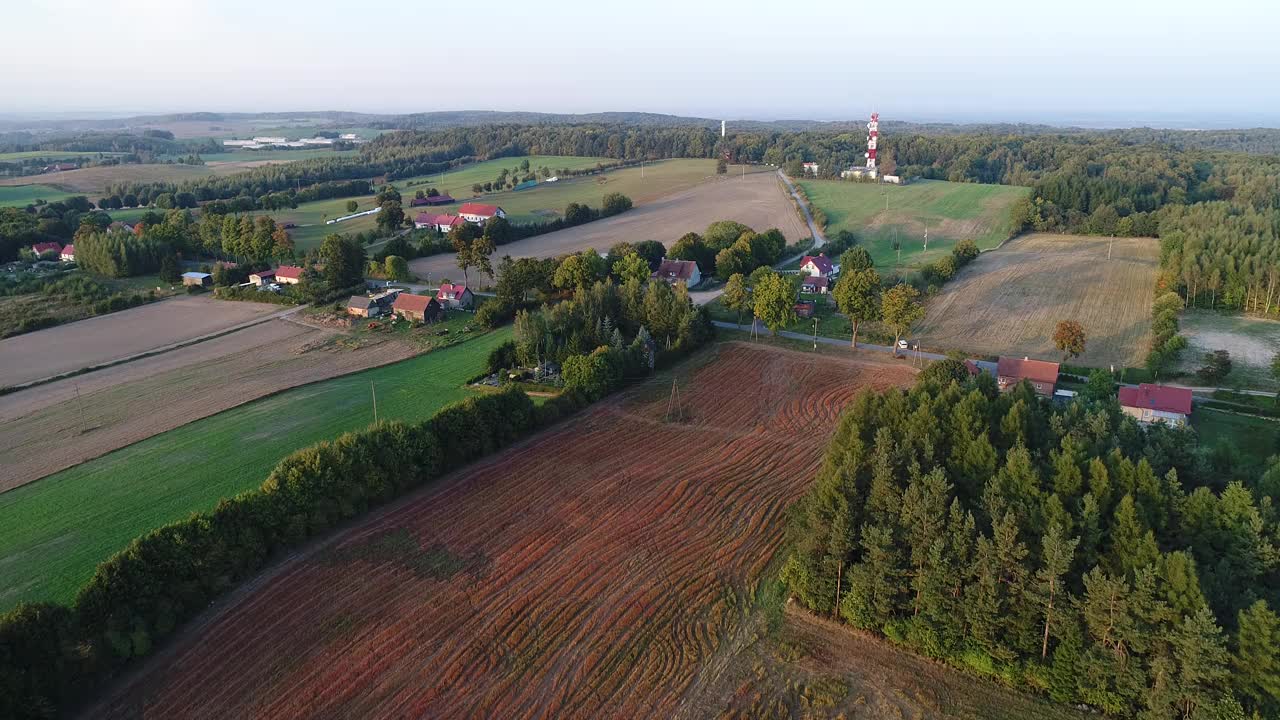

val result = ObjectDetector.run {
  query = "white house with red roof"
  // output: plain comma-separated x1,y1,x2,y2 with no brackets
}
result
436,283,475,309
273,265,305,285
30,242,62,258
1118,384,1194,426
799,254,837,279
458,203,505,224
802,162,820,176
59,244,75,262
414,212,466,232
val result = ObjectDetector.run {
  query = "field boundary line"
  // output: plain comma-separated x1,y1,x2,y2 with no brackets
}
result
0,329,501,498
0,305,301,396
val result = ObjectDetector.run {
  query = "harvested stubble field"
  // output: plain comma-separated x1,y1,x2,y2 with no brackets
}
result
91,342,915,719
0,163,216,195
0,317,419,491
0,327,510,610
914,233,1159,367
710,606,1086,720
409,168,808,283
0,295,284,389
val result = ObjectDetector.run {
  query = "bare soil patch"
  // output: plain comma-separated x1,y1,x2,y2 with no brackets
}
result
91,342,913,719
1176,310,1280,388
409,170,808,284
0,319,417,491
915,233,1159,367
0,295,283,388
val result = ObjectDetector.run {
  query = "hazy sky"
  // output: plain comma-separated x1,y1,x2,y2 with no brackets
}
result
5,0,1277,126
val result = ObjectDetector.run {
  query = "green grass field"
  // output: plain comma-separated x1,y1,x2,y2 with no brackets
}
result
1192,407,1280,470
0,326,512,610
0,184,78,207
798,179,1030,269
277,157,717,251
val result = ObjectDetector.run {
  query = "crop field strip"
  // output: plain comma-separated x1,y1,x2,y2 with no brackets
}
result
408,167,806,282
0,327,511,610
93,342,915,719
914,233,1159,367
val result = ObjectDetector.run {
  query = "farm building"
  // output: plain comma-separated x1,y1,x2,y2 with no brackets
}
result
412,194,455,207
44,163,77,172
108,222,134,234
802,162,820,176
1118,384,1194,426
436,283,475,309
414,213,465,232
458,203,505,223
59,245,75,262
347,291,398,318
392,293,444,323
248,270,275,285
274,266,305,285
181,272,212,288
799,276,829,294
651,258,702,288
996,356,1060,397
794,301,816,318
30,242,62,257
799,254,837,279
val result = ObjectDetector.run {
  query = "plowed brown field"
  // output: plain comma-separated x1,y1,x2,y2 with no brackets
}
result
91,342,914,720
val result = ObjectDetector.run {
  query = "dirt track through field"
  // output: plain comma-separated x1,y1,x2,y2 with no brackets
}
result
91,342,914,720
0,319,417,491
915,233,1159,367
409,170,808,283
0,295,283,388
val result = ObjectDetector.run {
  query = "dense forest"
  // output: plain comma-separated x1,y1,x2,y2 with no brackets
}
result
784,367,1280,718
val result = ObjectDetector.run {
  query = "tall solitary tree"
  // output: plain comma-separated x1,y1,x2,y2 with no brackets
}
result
752,270,798,336
881,283,924,352
832,267,881,348
721,273,750,328
1035,523,1079,659
1053,320,1087,362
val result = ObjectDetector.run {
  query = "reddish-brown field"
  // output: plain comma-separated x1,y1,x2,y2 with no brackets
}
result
91,342,914,719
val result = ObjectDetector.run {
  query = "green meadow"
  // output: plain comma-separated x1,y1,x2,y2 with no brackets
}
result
0,326,511,610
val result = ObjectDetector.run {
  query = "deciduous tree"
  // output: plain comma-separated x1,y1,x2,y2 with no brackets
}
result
881,283,924,351
832,267,880,347
1053,320,1087,362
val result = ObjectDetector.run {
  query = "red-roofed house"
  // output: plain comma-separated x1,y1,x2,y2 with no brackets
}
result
414,213,465,232
651,258,702,287
1118,384,1194,426
59,245,75,262
996,356,1060,397
458,203,505,224
436,283,475,309
392,293,443,322
800,254,836,279
31,242,62,258
798,275,829,294
273,265,305,285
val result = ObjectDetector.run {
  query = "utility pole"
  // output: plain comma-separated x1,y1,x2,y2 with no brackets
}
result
371,381,378,425
813,317,819,350
923,222,929,252
1108,235,1114,260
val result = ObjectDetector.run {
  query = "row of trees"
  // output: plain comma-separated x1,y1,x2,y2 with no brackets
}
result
666,220,787,279
72,229,169,277
783,370,1280,718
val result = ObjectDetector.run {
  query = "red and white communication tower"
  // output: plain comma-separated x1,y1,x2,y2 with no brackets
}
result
864,112,879,175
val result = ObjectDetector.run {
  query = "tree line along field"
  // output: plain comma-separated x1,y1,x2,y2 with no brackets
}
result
0,327,511,611
88,342,918,719
0,150,129,162
797,178,1029,269
914,233,1159,367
